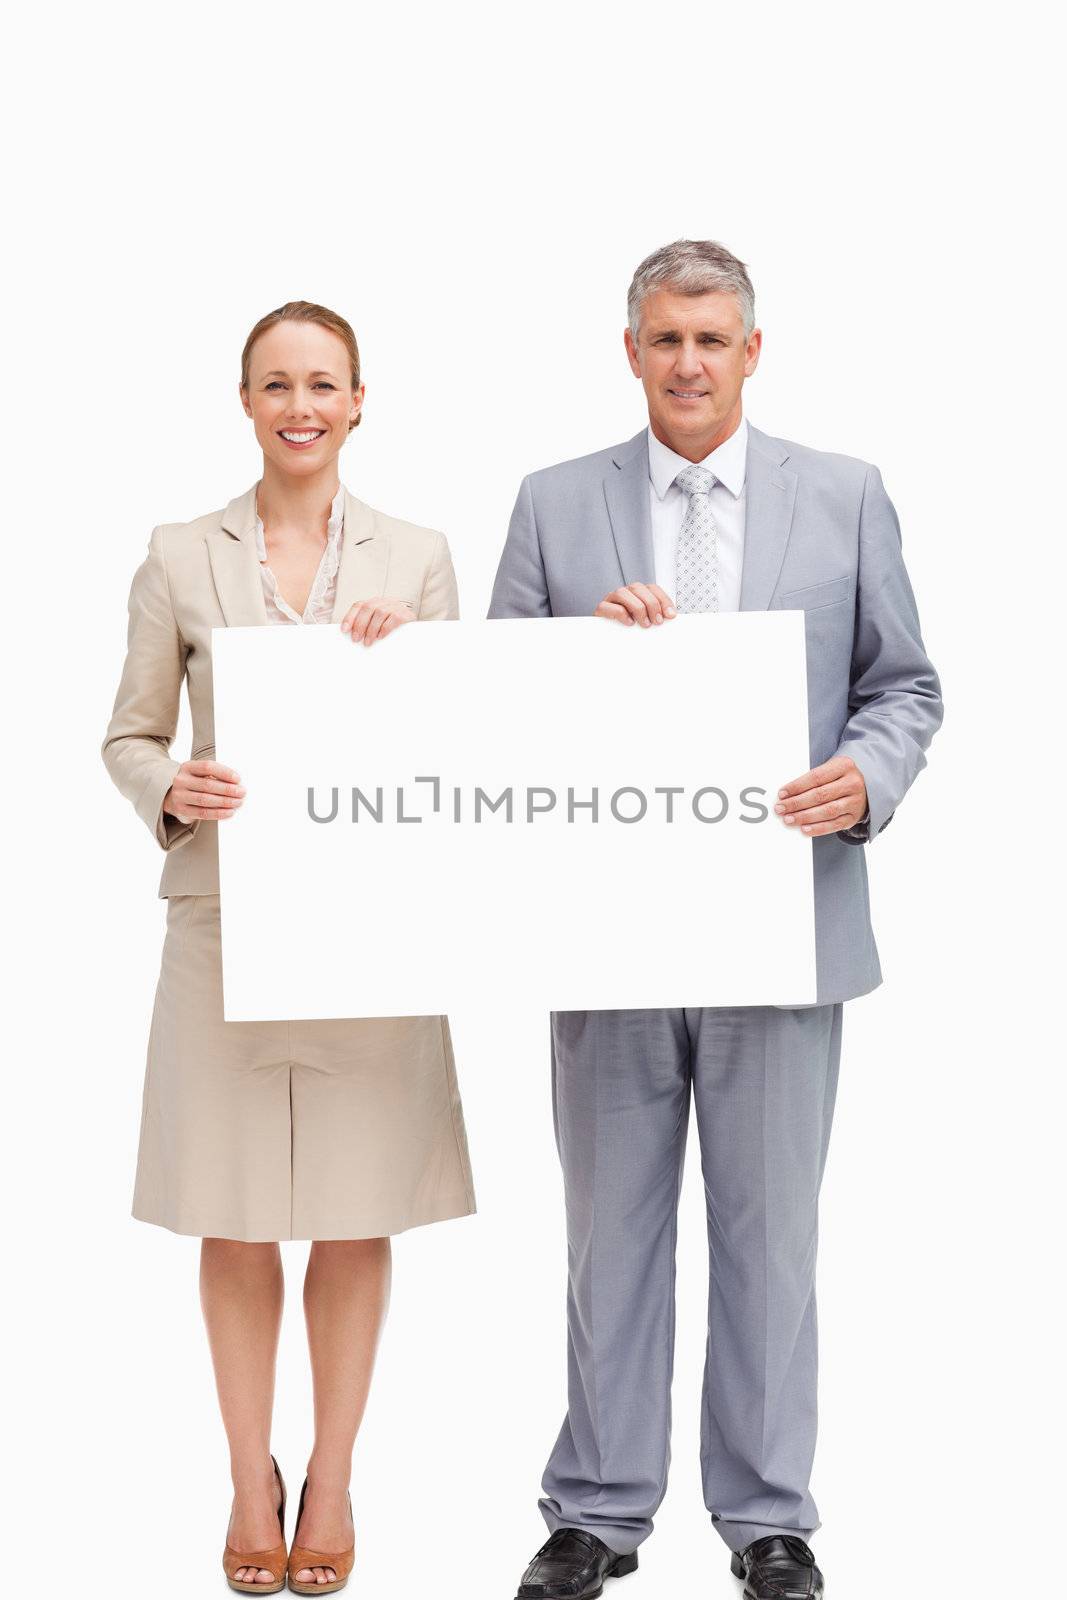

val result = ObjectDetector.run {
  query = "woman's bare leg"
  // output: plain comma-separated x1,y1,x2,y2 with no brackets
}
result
200,1238,285,1585
291,1238,391,1586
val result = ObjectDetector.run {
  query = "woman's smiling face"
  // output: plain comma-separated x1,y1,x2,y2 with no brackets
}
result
241,320,363,476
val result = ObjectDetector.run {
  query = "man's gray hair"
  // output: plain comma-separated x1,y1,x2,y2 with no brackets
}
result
627,239,755,341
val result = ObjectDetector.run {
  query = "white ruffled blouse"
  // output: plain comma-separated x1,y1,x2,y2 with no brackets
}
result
254,482,346,625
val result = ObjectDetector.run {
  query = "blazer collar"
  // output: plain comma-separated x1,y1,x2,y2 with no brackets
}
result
219,484,260,541
331,490,389,621
603,430,654,586
209,486,266,627
739,424,798,611
210,484,390,627
602,423,799,608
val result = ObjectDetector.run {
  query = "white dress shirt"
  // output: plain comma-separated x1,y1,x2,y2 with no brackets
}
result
648,417,748,608
254,481,346,625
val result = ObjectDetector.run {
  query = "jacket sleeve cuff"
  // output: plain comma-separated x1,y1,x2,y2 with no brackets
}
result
136,760,201,853
834,745,897,845
839,806,871,846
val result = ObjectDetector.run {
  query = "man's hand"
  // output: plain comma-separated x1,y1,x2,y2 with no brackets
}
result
163,760,245,825
594,584,677,627
774,755,868,836
340,596,416,646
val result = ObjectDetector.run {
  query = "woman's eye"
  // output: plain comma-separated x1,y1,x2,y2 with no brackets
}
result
262,379,334,391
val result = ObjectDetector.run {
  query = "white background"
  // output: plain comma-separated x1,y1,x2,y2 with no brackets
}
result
5,4,1063,1597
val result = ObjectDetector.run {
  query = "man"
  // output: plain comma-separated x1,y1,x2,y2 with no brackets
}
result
489,239,942,1600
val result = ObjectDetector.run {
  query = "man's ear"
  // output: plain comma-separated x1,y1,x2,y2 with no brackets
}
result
624,327,642,380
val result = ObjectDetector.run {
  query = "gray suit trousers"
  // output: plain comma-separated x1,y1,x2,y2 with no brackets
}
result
540,1004,843,1555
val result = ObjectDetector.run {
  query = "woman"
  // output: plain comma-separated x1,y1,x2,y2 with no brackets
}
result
103,301,476,1594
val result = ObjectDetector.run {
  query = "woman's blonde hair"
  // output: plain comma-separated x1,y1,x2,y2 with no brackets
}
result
241,301,363,430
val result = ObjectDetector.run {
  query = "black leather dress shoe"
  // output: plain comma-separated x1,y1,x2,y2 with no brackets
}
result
730,1535,824,1599
517,1528,638,1599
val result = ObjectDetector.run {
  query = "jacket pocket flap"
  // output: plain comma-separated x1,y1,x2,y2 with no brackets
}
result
777,574,853,611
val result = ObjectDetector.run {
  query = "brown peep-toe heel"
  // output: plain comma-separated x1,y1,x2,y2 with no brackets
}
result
222,1455,288,1595
287,1477,355,1595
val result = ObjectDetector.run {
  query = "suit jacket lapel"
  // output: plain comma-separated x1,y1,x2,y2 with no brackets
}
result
740,426,799,611
208,485,391,627
208,486,268,626
331,491,390,621
604,431,655,586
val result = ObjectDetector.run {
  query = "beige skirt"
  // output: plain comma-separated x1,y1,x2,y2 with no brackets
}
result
133,895,476,1242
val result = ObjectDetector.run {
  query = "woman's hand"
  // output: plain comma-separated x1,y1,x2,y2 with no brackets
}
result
163,760,245,824
340,596,416,646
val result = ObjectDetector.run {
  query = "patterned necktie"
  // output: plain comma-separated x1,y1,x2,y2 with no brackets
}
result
674,463,719,613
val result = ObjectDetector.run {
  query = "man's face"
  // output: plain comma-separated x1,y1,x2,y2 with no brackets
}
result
624,288,761,459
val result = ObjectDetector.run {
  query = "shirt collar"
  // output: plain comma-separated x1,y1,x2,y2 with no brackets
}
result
647,416,749,502
254,481,346,561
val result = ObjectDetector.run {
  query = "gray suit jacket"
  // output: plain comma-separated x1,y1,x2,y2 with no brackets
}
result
488,422,943,1003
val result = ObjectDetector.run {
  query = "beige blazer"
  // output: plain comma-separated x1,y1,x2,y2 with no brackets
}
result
103,484,460,897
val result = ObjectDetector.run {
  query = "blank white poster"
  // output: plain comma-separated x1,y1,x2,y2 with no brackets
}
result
213,613,816,1019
